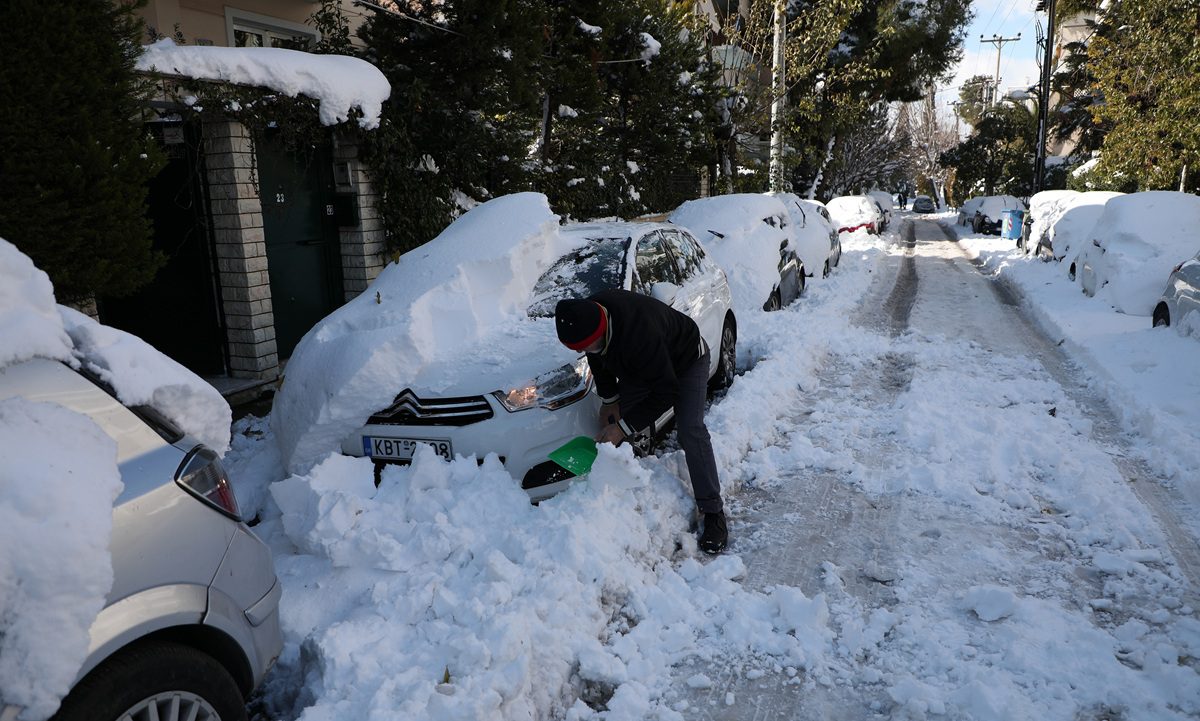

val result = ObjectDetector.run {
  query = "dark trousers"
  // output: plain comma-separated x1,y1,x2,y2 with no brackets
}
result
622,351,723,513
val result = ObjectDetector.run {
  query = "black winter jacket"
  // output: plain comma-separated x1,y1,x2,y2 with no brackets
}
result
585,289,706,436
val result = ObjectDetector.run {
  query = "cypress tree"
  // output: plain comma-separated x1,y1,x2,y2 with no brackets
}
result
0,0,164,302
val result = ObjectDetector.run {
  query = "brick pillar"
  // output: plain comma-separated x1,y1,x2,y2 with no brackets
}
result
203,120,280,381
332,135,387,300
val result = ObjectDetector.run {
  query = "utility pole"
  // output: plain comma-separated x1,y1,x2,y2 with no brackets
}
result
769,0,786,193
981,33,1022,105
949,100,963,137
1032,0,1056,194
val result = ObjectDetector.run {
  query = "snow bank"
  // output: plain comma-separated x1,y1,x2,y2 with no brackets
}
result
1088,191,1200,315
136,39,391,129
0,397,122,720
262,442,832,721
0,239,72,368
57,306,231,453
668,194,790,315
271,193,578,474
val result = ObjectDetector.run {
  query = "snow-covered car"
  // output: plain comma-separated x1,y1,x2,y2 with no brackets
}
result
1045,192,1125,272
969,195,1026,235
0,241,281,721
669,193,802,313
1077,191,1200,315
827,195,883,235
867,190,895,230
956,196,985,225
1025,189,1079,256
773,193,842,278
912,195,936,213
1152,250,1200,334
271,194,736,502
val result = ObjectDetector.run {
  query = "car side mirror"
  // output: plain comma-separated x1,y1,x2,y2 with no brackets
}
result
650,282,681,305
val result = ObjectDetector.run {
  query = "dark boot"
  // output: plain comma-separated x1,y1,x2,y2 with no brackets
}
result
699,511,728,555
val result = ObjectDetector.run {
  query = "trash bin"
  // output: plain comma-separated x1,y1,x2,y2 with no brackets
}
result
1001,208,1026,241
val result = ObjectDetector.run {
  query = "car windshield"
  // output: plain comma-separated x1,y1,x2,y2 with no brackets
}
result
528,238,628,317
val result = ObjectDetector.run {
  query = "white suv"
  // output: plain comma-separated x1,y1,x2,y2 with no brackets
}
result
339,222,736,501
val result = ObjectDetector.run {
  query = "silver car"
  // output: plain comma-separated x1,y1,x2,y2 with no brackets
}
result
1153,250,1200,330
0,358,281,721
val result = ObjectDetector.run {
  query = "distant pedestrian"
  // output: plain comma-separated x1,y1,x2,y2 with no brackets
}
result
555,290,728,554
898,190,908,210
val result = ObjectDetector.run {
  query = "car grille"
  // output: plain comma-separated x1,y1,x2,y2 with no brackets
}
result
367,389,494,426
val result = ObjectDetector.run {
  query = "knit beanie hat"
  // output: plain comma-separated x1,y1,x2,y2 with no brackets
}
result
555,299,606,351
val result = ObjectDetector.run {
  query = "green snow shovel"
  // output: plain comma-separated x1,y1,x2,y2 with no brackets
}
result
548,435,598,476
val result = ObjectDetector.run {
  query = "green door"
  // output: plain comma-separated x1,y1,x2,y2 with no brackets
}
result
257,132,344,359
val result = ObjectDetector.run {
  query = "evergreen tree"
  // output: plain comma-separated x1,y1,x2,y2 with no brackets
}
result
939,101,1036,197
0,0,164,302
1088,0,1200,192
357,0,547,252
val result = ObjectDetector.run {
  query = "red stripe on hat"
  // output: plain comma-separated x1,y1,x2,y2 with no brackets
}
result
564,303,607,351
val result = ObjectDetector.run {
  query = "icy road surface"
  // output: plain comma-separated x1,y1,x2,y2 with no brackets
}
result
235,216,1200,721
670,218,1200,720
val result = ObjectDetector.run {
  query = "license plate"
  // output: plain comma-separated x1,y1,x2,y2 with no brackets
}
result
363,436,452,462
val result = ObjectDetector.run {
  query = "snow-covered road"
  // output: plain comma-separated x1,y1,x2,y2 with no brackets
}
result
232,215,1200,721
668,217,1200,719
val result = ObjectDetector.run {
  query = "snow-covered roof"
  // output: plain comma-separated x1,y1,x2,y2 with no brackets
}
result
136,39,391,129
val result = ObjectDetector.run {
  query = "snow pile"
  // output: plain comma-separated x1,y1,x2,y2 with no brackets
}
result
271,193,579,474
1086,191,1200,315
0,239,72,368
1027,189,1078,249
668,194,790,315
262,444,832,721
1047,191,1123,264
136,39,391,129
58,306,232,453
772,192,837,279
639,32,662,62
0,398,122,720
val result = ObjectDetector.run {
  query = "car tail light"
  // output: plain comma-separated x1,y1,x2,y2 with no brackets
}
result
176,446,241,520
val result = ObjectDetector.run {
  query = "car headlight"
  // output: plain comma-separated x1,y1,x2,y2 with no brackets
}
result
493,357,593,412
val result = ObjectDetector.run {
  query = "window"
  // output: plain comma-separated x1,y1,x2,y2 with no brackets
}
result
634,232,681,293
662,230,703,279
226,9,318,50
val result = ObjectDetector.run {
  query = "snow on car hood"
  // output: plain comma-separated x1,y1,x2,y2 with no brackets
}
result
1090,191,1200,316
271,193,584,475
669,194,788,316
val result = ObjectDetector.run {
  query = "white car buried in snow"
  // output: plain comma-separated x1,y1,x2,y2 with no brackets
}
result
827,195,884,235
272,194,736,502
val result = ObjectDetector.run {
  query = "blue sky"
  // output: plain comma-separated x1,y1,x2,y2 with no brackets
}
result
938,0,1044,121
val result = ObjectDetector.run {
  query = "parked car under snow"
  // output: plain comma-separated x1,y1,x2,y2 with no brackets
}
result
271,194,736,502
668,193,802,314
1153,249,1200,334
827,195,883,235
773,193,843,278
1077,191,1200,316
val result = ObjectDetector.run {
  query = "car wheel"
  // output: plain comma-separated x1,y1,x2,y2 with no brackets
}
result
51,640,247,721
763,288,782,312
822,259,830,278
797,269,807,296
832,240,842,267
1068,262,1077,281
710,317,737,392
1153,304,1171,328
